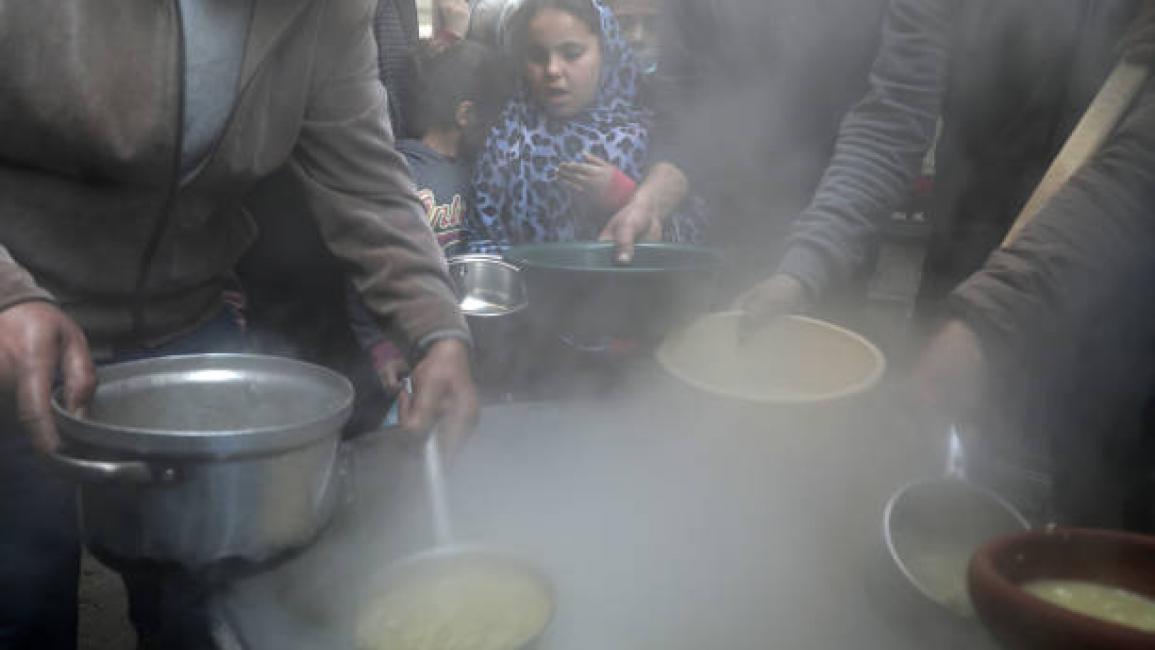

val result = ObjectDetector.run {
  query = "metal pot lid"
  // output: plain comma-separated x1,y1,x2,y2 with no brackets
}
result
53,354,353,458
503,242,723,274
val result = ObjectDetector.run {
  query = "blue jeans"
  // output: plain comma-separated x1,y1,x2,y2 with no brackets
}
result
0,307,247,650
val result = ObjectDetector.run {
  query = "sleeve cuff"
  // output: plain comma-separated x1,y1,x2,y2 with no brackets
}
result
599,167,638,212
415,328,473,356
0,246,54,313
775,244,833,300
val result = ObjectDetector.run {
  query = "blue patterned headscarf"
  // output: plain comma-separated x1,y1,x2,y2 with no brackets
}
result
468,0,700,250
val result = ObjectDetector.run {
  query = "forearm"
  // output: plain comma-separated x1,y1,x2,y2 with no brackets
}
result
778,0,953,297
628,162,689,223
299,7,467,355
950,84,1155,382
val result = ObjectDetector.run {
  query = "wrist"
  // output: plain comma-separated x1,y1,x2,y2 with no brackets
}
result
630,163,687,224
434,28,463,44
599,168,638,212
412,330,472,364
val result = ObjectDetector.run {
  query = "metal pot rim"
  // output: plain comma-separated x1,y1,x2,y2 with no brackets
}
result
360,544,555,649
657,313,888,405
447,255,529,317
882,477,1030,613
503,241,724,274
53,353,354,458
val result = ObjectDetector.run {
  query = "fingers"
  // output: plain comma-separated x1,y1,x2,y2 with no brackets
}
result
400,372,434,437
596,213,637,264
380,359,411,395
734,274,807,340
613,232,636,264
438,383,479,461
558,176,582,193
392,388,432,450
14,343,60,453
59,325,95,415
557,163,597,183
400,340,478,457
0,303,91,453
582,152,610,167
557,164,601,196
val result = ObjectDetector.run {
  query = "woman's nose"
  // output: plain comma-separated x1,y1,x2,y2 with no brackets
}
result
545,54,563,78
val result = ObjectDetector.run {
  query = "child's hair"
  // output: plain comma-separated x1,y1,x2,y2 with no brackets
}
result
507,0,601,65
407,39,507,137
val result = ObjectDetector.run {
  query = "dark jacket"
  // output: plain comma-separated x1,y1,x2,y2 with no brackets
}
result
778,0,1143,303
0,0,466,357
951,81,1155,529
375,0,421,139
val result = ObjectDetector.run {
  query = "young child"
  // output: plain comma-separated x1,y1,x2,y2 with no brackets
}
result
467,0,701,251
349,39,506,393
607,0,660,74
399,38,507,256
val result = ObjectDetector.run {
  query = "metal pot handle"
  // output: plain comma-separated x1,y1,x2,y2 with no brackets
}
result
48,450,179,485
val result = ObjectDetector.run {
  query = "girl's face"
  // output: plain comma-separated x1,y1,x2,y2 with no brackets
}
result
524,7,603,120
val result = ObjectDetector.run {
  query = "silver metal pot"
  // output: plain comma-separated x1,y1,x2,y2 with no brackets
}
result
447,254,528,391
447,254,527,319
52,354,355,568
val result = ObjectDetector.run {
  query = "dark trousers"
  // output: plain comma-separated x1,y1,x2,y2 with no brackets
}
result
0,431,80,650
0,306,247,650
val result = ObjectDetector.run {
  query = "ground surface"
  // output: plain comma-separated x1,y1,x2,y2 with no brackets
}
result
79,552,134,650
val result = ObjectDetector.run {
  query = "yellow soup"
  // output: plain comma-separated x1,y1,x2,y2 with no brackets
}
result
357,562,552,650
1023,580,1155,633
904,543,977,617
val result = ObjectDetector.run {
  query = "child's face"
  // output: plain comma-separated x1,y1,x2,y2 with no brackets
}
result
524,8,603,120
610,0,659,70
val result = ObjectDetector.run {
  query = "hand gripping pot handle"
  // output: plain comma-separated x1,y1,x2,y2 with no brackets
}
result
48,450,179,485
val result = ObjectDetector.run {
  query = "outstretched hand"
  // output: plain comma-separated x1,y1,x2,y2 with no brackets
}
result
598,161,688,264
597,193,664,264
909,319,988,424
0,301,94,452
397,338,479,457
732,274,808,336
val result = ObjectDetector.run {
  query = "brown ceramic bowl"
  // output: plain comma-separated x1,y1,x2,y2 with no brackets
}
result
968,527,1155,649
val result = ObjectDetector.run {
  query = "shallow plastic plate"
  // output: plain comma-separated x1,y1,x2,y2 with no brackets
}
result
656,311,886,404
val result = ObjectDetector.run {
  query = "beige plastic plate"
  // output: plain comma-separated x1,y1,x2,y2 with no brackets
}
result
656,312,886,404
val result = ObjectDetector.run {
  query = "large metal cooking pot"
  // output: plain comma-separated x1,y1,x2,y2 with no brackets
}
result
51,354,355,568
503,242,723,350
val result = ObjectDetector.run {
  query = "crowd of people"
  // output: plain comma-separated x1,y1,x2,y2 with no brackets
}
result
1,0,1154,647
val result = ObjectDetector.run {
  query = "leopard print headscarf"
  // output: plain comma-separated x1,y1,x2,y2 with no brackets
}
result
468,0,700,250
